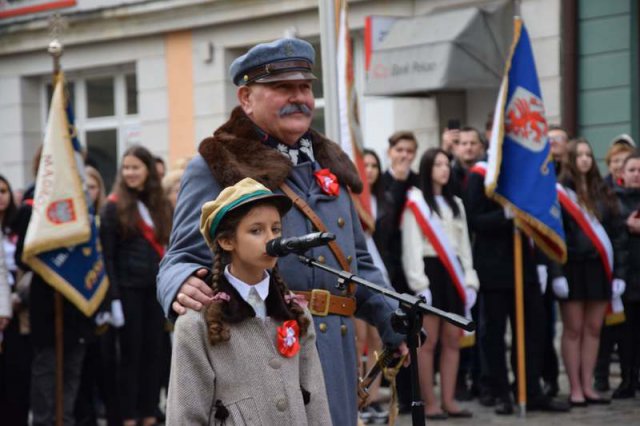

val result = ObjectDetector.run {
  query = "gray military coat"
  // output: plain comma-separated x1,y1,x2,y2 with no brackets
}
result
157,107,403,426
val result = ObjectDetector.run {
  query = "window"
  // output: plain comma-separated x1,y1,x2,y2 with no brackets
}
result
42,66,139,190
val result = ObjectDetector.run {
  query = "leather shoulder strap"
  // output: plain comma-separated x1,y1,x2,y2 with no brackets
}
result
279,183,354,282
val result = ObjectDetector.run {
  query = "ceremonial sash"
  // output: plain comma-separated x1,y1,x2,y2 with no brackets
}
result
107,194,165,259
556,185,624,323
556,185,613,280
405,188,466,304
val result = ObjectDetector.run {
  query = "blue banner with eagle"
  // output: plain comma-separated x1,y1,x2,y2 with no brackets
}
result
485,17,567,263
22,73,109,317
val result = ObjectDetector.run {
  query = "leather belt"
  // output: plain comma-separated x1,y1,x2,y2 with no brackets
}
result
295,289,356,317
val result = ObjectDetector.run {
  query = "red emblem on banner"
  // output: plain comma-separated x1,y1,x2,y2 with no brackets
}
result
46,199,76,224
277,320,300,358
504,86,548,152
314,169,340,196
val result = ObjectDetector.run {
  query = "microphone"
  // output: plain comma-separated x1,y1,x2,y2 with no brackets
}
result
266,232,336,257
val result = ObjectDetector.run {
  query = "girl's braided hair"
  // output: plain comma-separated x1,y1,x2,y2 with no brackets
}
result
204,200,310,345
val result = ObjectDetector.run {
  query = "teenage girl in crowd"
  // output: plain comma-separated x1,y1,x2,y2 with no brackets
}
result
613,153,640,398
356,149,391,424
402,148,478,419
166,177,330,425
0,174,31,426
554,138,627,406
100,146,172,426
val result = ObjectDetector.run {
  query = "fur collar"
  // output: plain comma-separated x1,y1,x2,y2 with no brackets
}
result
198,106,362,193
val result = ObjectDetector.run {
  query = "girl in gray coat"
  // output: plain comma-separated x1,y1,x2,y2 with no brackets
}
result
166,178,330,425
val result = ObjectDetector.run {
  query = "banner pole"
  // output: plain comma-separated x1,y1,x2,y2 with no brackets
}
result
514,225,527,417
54,292,64,426
48,31,65,426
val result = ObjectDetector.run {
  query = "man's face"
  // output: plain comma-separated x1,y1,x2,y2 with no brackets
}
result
238,80,315,146
548,129,569,160
458,130,482,165
387,139,417,171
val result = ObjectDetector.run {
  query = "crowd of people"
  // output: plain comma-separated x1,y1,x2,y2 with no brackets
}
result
0,36,639,426
0,144,187,425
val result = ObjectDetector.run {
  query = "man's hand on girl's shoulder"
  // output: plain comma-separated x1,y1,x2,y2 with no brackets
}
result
172,268,214,315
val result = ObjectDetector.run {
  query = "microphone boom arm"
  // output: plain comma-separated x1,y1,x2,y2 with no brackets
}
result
296,255,474,332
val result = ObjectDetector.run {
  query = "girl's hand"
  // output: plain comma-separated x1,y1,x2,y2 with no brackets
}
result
552,277,569,299
172,268,214,315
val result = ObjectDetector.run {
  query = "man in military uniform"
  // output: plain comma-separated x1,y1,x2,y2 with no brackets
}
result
157,38,407,425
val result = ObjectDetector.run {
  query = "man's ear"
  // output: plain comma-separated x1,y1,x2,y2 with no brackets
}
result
237,86,252,114
217,236,234,252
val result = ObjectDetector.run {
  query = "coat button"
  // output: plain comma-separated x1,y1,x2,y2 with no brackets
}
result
276,398,287,411
319,322,328,333
347,255,353,263
340,324,348,336
317,255,326,264
337,217,346,228
268,358,281,369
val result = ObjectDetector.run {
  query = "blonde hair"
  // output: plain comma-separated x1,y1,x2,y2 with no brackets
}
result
85,166,106,212
162,169,183,195
604,143,635,166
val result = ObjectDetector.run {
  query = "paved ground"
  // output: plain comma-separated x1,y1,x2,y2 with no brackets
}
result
394,391,640,425
392,362,640,425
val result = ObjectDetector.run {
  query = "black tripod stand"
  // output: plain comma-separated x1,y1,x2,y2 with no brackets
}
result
297,254,475,426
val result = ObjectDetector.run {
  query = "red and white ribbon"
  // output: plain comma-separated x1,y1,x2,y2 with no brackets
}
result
556,184,613,281
555,184,623,320
405,188,466,304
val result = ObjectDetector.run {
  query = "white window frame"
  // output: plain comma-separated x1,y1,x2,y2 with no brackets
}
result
40,64,140,160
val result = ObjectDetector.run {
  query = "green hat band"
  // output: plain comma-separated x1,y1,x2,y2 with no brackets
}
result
209,190,272,238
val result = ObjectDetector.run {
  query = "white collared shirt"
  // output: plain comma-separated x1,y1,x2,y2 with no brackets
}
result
224,265,270,316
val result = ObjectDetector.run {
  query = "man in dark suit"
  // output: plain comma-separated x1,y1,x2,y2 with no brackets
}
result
465,169,570,414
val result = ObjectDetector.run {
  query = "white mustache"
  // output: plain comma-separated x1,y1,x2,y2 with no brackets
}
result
279,103,312,117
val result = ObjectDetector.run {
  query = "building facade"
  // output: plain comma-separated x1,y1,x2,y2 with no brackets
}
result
0,0,636,190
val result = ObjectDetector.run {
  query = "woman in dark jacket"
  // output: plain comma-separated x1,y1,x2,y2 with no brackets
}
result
555,138,627,406
612,153,640,398
100,146,172,426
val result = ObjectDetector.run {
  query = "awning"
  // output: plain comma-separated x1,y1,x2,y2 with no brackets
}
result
365,1,513,96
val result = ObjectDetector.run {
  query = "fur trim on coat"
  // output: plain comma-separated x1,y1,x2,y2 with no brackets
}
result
198,106,363,193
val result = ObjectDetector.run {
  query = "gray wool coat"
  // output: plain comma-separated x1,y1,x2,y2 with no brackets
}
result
165,309,330,425
157,108,404,426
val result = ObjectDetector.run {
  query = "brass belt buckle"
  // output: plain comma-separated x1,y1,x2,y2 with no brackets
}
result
309,289,331,316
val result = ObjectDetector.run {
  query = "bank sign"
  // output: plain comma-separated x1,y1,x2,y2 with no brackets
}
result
364,9,507,96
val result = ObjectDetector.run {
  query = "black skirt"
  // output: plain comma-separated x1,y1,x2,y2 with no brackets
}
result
423,256,464,315
563,258,611,301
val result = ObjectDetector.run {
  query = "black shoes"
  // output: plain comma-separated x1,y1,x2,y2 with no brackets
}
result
612,380,636,399
494,397,514,415
446,409,473,418
425,412,448,420
528,396,571,412
478,393,496,407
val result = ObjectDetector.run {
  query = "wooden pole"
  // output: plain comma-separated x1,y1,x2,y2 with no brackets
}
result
54,292,64,426
513,226,527,416
48,34,64,426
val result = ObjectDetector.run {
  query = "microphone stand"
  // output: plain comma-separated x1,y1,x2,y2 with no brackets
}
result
297,254,475,426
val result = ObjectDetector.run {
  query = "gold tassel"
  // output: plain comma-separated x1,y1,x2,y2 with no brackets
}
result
382,354,407,426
